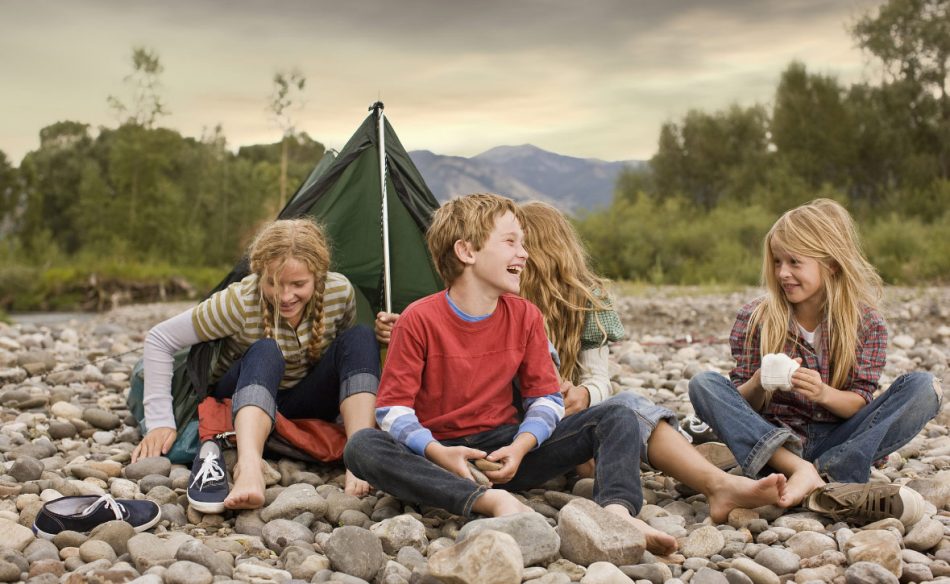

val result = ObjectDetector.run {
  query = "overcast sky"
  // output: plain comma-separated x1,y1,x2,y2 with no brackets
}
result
1,0,884,164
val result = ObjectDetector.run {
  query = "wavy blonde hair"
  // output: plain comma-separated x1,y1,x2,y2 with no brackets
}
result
519,201,610,384
248,217,330,363
750,198,882,389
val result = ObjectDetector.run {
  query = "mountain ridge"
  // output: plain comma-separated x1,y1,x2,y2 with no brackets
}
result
409,145,644,212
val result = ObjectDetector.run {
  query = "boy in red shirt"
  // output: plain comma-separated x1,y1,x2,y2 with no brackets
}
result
345,193,677,554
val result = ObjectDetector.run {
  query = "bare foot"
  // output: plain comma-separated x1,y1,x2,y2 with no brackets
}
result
780,464,825,508
605,504,679,556
575,459,595,479
707,473,787,523
224,459,266,510
471,489,533,517
345,469,371,498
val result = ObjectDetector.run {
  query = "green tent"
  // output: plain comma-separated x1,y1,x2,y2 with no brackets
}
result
129,104,444,462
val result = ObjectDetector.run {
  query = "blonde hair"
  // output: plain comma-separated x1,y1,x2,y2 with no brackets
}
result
519,201,610,384
750,198,882,389
426,193,521,284
248,217,331,363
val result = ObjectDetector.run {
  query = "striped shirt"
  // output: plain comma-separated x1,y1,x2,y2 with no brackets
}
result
192,272,356,389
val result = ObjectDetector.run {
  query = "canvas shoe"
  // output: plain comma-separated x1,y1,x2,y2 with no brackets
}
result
804,482,926,526
187,447,229,513
760,353,800,392
680,415,718,445
33,495,161,539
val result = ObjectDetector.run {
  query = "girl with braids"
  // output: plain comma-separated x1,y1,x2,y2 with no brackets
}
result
133,218,380,512
377,201,790,524
689,199,940,521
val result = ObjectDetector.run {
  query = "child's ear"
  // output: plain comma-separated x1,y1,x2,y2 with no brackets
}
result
828,260,840,275
454,239,476,265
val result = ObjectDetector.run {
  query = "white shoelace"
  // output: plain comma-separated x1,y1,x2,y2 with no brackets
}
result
80,495,125,520
190,452,225,490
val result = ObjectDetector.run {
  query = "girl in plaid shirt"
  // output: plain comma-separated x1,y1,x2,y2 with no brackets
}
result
689,199,941,509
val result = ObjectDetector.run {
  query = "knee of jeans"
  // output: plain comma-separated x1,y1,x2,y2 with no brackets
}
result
343,428,378,466
341,324,379,348
902,371,942,407
598,401,641,437
247,338,283,359
688,371,721,403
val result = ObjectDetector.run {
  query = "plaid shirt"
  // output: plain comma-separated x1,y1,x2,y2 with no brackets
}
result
580,292,625,350
729,298,887,447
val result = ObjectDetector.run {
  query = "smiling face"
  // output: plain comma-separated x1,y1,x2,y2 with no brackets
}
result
770,241,825,316
259,257,316,328
467,210,528,297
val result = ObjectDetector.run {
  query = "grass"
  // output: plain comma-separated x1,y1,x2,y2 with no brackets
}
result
610,280,752,298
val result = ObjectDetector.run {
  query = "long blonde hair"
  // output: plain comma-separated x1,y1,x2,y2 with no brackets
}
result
519,201,610,383
750,198,882,389
248,217,330,363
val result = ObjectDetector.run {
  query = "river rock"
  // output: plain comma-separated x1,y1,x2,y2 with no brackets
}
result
369,514,428,555
682,525,725,558
164,560,213,584
843,530,902,578
323,526,385,582
260,483,327,522
729,557,779,584
903,517,944,551
261,518,313,553
785,531,837,558
124,457,171,480
844,561,899,584
754,547,800,575
457,511,559,566
557,498,645,566
581,561,633,583
9,456,44,483
429,530,523,584
0,518,34,551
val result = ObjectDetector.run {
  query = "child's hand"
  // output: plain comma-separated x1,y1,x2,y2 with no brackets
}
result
484,433,536,484
425,443,485,482
790,366,827,403
375,312,400,344
561,380,590,416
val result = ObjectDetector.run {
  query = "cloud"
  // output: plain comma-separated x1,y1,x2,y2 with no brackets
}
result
0,0,883,163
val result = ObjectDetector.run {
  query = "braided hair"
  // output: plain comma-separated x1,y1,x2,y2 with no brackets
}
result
248,217,331,363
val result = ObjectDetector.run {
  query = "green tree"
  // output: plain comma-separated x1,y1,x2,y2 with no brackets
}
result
269,69,307,211
853,0,950,179
107,47,170,129
651,104,771,209
771,62,855,190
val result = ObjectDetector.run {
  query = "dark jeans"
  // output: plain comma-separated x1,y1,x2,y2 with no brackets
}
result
345,400,643,517
688,370,941,482
211,325,380,424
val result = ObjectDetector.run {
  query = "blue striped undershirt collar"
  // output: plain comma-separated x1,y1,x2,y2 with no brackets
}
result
445,292,492,322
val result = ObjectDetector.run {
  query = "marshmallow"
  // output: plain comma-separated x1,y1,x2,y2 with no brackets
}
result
760,353,799,392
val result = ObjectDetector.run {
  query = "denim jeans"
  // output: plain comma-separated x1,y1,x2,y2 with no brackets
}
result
211,325,380,424
345,400,643,517
688,370,941,482
603,391,678,464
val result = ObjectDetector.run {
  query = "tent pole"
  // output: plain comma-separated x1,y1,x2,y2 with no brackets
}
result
377,103,393,314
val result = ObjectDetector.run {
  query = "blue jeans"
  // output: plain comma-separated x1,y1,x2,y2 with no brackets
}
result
344,401,643,517
602,391,678,465
688,370,941,482
211,325,380,424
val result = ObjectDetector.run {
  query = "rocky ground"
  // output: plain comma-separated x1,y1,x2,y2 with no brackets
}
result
0,287,947,584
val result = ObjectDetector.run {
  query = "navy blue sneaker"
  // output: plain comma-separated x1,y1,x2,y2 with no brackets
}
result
187,449,229,513
33,495,161,539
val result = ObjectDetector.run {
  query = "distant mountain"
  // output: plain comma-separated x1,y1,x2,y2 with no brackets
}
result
409,145,644,212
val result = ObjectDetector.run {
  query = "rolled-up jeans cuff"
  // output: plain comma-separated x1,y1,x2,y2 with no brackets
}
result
606,391,678,464
232,383,277,425
462,485,490,517
744,426,801,478
339,372,379,402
